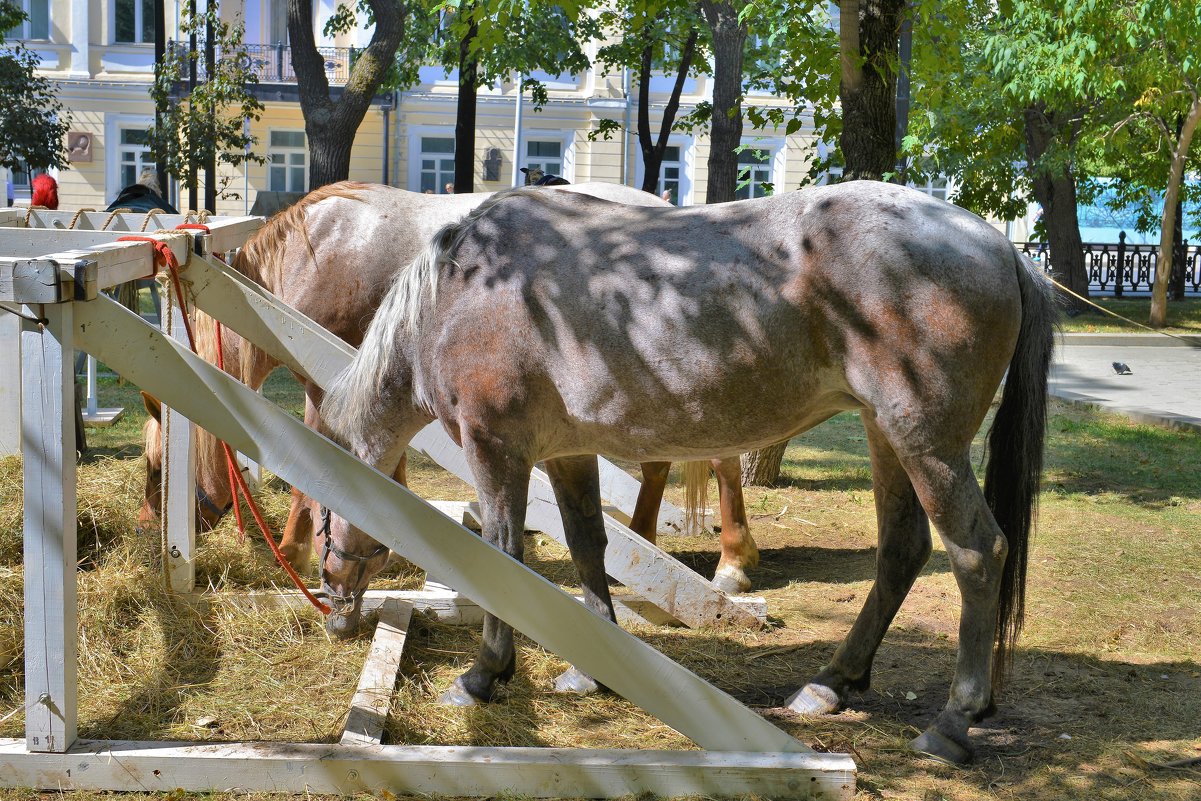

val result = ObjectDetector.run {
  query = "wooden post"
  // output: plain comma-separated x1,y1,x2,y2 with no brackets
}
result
161,282,197,592
20,304,78,753
0,311,19,456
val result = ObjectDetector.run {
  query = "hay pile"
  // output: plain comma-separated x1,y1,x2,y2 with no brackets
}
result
0,452,372,742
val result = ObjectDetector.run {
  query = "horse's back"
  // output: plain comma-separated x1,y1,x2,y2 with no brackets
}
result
423,183,1026,461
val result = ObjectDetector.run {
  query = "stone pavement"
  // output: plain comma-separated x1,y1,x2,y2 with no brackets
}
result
1051,332,1201,432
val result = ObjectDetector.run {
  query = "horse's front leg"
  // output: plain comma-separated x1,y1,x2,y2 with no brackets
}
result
439,433,532,706
544,454,615,695
280,387,323,572
710,456,759,594
629,461,671,544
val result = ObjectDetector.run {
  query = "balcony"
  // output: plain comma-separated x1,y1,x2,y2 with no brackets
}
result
167,41,353,86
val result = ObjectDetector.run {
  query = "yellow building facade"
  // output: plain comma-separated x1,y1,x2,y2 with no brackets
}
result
14,0,829,215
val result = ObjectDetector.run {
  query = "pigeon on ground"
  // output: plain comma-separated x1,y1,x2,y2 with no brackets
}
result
1112,362,1133,375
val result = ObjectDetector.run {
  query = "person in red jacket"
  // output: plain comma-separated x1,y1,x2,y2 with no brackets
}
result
31,174,58,209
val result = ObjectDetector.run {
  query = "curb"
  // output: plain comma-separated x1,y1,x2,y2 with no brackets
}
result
1061,332,1201,348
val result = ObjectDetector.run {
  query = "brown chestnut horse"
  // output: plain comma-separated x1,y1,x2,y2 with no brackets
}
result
139,182,758,590
320,182,1056,763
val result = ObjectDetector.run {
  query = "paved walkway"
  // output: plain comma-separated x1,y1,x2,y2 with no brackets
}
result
1052,333,1201,432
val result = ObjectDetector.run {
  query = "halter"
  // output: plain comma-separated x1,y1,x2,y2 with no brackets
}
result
317,506,389,614
196,485,232,522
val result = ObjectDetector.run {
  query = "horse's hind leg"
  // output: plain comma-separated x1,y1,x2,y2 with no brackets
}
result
789,417,931,714
439,434,532,706
901,449,1008,764
711,456,759,594
545,454,616,695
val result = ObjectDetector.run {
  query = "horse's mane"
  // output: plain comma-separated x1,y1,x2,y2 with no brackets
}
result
231,180,369,290
226,181,369,393
323,186,540,444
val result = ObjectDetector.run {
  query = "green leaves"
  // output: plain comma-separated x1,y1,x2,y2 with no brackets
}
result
148,3,266,200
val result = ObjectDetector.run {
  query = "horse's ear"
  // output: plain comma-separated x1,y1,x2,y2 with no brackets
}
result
140,391,162,422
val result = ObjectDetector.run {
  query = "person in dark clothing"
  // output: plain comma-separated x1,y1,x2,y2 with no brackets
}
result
519,166,570,186
106,170,175,321
106,170,178,214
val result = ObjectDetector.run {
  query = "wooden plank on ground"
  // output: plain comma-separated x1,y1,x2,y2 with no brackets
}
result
341,600,413,746
0,739,855,799
72,294,808,755
187,254,755,628
21,305,78,753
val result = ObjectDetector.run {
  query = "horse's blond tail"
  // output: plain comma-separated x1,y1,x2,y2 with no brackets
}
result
683,460,711,536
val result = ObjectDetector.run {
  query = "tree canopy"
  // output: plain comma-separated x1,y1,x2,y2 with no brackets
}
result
0,1,69,173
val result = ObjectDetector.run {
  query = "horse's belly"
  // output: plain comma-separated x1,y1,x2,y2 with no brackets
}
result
549,335,852,461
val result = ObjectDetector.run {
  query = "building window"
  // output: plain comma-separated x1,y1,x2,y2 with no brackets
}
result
6,0,49,39
114,0,154,43
9,158,45,201
912,176,950,202
657,146,683,205
117,128,154,190
735,147,772,200
418,136,455,193
268,130,307,192
525,140,563,177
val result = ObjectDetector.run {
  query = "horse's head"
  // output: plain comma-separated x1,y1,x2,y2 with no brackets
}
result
139,392,233,534
319,509,390,638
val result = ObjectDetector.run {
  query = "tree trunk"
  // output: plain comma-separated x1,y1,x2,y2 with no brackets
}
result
740,440,789,487
289,0,405,191
309,126,356,190
839,0,905,181
1023,105,1089,311
203,10,217,211
454,14,479,194
637,21,697,196
699,0,746,203
1171,194,1185,301
1151,97,1201,326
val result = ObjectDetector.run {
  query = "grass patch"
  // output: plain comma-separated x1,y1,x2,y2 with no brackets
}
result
1058,297,1201,334
0,372,1199,801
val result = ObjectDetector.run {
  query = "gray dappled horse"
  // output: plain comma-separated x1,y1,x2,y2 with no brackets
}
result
138,182,758,590
320,182,1056,763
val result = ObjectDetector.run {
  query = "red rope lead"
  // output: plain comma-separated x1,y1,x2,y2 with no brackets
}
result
115,235,195,349
129,227,329,615
221,440,331,615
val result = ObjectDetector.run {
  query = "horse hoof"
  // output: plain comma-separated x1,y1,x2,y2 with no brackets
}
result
437,678,480,707
711,565,751,594
553,667,600,695
910,728,972,765
785,683,841,716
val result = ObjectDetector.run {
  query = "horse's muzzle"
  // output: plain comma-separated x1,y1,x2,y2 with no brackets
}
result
321,583,365,639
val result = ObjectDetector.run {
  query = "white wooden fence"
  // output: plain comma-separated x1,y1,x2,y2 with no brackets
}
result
0,220,855,797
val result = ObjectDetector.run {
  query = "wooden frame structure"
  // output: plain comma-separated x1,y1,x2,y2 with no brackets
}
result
0,222,855,798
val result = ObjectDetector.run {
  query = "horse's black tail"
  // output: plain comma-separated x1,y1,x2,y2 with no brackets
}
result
985,250,1057,690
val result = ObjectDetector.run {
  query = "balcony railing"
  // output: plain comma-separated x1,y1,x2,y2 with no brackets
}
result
1017,233,1201,297
167,41,354,86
